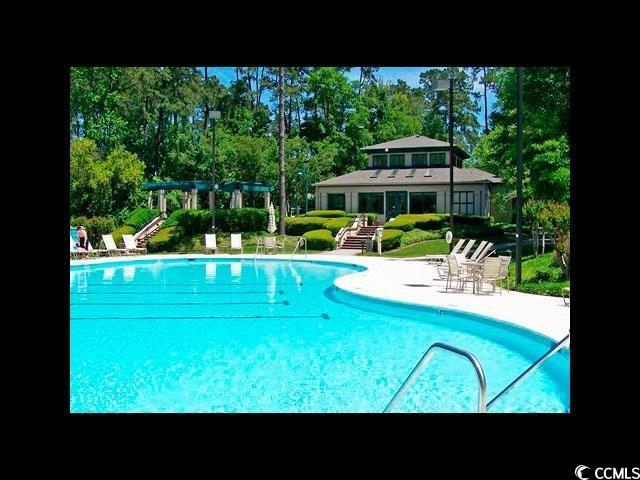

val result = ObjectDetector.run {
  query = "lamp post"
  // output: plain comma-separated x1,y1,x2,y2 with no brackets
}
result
209,110,221,232
515,68,524,285
435,77,455,251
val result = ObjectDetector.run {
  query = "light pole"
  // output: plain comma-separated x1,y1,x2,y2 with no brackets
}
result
296,169,309,214
435,77,455,251
515,67,524,285
209,110,221,232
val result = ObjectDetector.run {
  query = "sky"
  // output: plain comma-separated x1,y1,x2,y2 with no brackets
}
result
203,66,496,128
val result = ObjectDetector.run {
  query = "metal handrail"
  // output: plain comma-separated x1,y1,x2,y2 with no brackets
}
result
486,332,570,410
384,342,487,413
290,237,307,260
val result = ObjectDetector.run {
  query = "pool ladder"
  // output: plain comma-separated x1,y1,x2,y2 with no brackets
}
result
383,332,570,413
289,237,307,261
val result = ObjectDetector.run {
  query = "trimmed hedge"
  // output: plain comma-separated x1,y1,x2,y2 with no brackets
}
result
161,208,269,234
285,216,328,236
302,229,336,250
385,214,493,232
110,225,136,248
323,217,351,235
400,228,444,247
147,226,180,252
304,210,346,218
381,229,404,251
124,208,160,230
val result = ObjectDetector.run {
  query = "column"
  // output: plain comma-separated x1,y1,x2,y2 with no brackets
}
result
236,189,243,208
191,188,198,210
182,191,189,209
158,189,166,215
263,191,270,208
147,191,153,208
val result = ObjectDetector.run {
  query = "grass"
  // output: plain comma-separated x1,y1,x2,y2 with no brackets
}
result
508,252,569,297
359,239,449,258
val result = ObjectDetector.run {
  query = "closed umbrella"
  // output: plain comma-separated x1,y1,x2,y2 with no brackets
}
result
267,202,276,234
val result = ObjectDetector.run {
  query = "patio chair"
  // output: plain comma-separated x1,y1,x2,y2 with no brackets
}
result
102,234,130,256
230,233,244,254
262,236,284,255
427,238,465,265
444,255,474,293
205,234,225,254
122,234,147,255
474,257,503,295
498,255,511,292
562,286,570,305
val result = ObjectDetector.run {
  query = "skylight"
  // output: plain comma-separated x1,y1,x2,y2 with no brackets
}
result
406,168,416,178
370,169,382,178
388,169,398,178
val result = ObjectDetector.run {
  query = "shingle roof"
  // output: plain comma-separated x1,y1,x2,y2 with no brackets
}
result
362,135,451,151
312,167,503,187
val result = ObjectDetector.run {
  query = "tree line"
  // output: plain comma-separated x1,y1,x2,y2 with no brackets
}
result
70,66,570,220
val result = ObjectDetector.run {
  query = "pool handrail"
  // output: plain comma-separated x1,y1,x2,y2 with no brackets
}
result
384,342,487,413
486,331,570,411
290,237,307,260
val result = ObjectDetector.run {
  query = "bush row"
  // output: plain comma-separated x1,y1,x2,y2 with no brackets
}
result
381,229,404,251
304,210,346,218
161,208,269,235
70,215,116,247
400,228,444,247
384,214,493,232
110,225,136,248
302,229,336,250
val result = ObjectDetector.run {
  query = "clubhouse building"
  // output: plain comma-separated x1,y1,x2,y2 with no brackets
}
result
313,135,503,220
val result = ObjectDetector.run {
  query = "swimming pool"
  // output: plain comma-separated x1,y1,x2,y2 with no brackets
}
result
70,258,570,413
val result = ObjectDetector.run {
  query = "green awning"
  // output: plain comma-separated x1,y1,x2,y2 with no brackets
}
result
143,181,272,193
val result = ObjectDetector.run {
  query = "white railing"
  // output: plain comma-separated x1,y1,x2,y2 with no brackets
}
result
335,214,367,249
133,216,164,242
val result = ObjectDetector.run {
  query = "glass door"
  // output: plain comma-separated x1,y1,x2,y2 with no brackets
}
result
385,191,407,220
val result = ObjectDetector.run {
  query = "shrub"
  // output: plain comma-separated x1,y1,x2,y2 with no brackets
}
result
147,226,181,252
110,225,136,248
381,229,404,251
302,229,336,250
400,228,444,246
414,214,448,230
124,208,160,230
455,224,503,238
285,216,328,236
323,217,351,235
304,210,346,218
384,216,417,231
453,214,492,226
162,208,269,234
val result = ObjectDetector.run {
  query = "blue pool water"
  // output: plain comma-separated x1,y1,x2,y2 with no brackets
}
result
70,258,570,413
70,227,78,242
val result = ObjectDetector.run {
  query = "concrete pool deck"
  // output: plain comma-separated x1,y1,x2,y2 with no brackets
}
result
71,253,570,343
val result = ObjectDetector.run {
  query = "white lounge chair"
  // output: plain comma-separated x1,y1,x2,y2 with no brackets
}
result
205,234,226,254
122,234,147,255
70,236,80,259
475,242,494,262
102,234,130,256
230,233,243,254
426,238,466,264
459,239,476,258
468,240,487,262
497,255,511,292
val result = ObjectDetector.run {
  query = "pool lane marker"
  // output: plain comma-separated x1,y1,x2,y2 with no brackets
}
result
71,300,290,306
72,313,329,320
72,289,287,295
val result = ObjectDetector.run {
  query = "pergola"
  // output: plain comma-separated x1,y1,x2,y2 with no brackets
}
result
142,181,273,215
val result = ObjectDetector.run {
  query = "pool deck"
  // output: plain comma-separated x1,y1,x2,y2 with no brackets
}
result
71,253,570,344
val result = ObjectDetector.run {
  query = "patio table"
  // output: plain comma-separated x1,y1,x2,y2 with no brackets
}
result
461,261,482,294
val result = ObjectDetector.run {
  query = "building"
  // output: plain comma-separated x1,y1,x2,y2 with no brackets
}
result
312,134,503,220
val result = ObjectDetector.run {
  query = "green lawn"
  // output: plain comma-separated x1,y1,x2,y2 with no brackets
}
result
359,239,449,258
508,252,569,297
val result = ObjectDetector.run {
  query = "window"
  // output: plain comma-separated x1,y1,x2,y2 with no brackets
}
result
372,154,387,167
370,169,382,178
385,191,408,218
358,193,384,214
412,153,428,167
406,168,416,178
387,169,398,178
430,152,446,166
410,192,437,214
389,154,405,167
453,191,475,215
327,193,345,211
